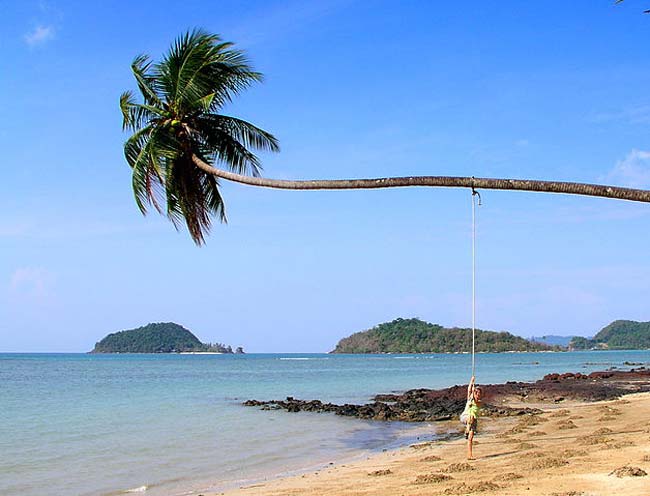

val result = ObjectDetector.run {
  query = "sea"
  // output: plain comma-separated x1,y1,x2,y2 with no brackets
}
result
2,350,649,496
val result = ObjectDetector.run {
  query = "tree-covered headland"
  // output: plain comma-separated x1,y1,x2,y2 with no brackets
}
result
569,320,650,350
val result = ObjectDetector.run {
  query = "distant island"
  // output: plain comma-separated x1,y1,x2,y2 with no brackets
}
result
569,320,650,350
91,322,244,354
331,318,556,354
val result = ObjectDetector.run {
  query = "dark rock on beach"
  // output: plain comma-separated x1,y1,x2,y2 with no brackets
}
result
243,369,650,422
243,394,538,422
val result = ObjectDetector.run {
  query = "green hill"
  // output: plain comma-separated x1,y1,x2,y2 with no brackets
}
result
331,318,554,354
569,320,650,350
91,322,235,353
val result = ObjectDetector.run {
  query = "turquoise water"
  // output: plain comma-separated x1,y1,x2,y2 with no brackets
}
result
2,351,649,496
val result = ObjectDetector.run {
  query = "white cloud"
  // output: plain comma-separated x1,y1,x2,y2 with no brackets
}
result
602,149,650,189
9,267,48,293
24,25,55,46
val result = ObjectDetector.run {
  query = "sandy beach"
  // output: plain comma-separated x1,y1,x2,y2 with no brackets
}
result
218,391,650,496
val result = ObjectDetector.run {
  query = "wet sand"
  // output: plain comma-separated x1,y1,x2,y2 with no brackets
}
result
216,391,650,496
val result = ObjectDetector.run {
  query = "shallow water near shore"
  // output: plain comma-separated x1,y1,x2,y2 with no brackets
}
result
2,350,649,496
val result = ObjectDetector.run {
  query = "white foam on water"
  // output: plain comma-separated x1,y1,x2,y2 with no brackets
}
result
124,485,148,493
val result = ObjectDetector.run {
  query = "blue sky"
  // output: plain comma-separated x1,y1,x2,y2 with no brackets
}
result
1,0,649,352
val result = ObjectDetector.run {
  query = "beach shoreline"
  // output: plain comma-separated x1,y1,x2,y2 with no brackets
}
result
7,353,650,496
214,390,650,496
195,420,454,495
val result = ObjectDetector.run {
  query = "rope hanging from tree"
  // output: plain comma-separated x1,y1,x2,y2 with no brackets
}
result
471,185,481,377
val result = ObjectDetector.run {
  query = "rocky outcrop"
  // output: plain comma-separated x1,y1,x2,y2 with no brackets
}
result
243,392,540,422
243,369,650,422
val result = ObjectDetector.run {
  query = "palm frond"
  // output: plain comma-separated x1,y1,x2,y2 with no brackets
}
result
120,92,163,131
164,153,226,244
120,91,138,131
190,120,262,176
207,115,280,153
201,47,263,111
159,30,263,114
131,54,164,107
195,92,216,112
124,126,164,213
155,29,210,112
172,30,216,106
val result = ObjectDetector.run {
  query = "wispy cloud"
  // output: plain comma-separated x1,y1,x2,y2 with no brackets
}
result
0,221,31,238
24,25,55,46
591,104,650,125
9,267,53,304
602,149,650,189
0,216,166,240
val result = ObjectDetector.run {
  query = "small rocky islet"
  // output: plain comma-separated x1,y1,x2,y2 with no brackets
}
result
243,368,650,422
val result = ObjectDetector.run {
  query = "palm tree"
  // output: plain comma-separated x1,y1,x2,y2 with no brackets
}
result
122,29,650,245
120,29,279,244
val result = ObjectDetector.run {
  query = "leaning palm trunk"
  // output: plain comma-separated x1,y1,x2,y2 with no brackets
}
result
192,155,650,204
122,30,650,245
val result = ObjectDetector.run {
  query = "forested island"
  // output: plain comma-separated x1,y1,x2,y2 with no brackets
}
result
91,322,243,354
332,318,650,354
569,320,650,350
331,318,555,353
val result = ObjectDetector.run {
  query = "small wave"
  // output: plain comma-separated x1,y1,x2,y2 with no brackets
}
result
392,356,416,359
125,486,148,493
101,485,149,496
278,357,327,361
